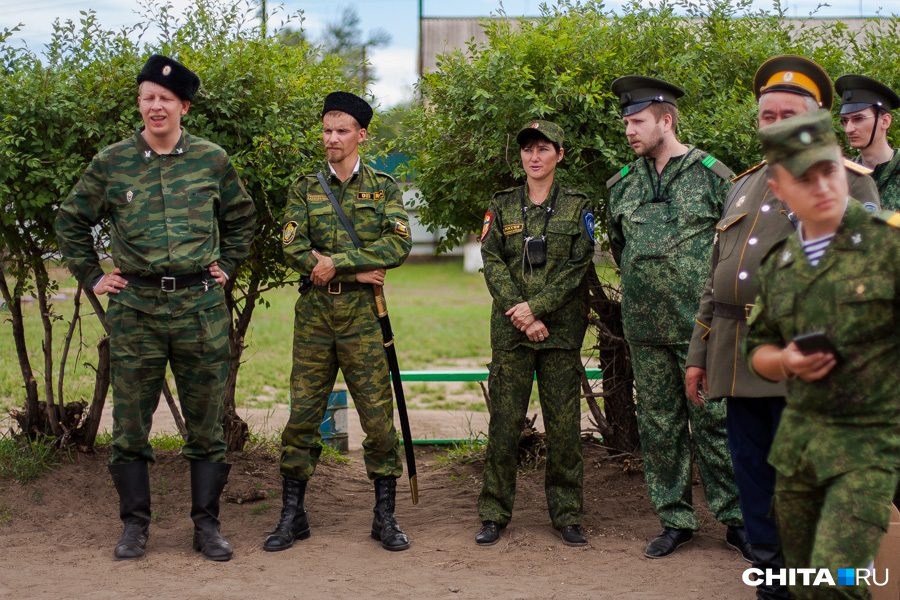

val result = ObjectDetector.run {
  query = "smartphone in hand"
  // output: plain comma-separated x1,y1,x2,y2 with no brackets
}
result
793,332,839,359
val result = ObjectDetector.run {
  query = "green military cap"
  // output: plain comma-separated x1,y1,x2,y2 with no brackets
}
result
610,75,684,116
834,74,900,115
758,109,841,177
753,55,833,110
516,119,565,146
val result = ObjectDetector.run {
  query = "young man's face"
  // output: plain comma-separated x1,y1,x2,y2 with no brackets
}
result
840,107,890,150
768,159,849,233
623,108,666,158
322,111,366,164
757,91,813,128
137,81,189,139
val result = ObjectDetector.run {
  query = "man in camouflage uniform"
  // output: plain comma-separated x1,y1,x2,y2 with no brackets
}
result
836,74,900,210
745,109,899,600
55,55,256,562
265,92,413,553
476,120,594,548
606,76,745,559
685,56,880,599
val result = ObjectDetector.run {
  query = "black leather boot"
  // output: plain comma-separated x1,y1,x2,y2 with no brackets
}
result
371,477,410,551
750,544,791,600
189,460,233,561
108,462,151,560
263,477,310,551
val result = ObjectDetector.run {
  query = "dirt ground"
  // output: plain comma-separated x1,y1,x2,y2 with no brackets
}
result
0,404,756,600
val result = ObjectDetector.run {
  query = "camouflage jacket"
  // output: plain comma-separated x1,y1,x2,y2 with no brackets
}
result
686,160,879,399
856,148,900,211
745,199,900,479
55,128,256,316
281,161,411,281
481,183,594,351
607,146,732,344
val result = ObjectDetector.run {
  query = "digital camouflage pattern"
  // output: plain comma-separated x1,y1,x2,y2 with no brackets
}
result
745,199,900,597
856,148,900,211
629,342,743,530
607,146,731,344
478,184,593,529
55,129,256,317
481,183,594,351
686,160,880,399
280,162,411,481
107,301,230,464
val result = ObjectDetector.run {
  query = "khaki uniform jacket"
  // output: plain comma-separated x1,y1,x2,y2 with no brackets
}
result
685,160,880,399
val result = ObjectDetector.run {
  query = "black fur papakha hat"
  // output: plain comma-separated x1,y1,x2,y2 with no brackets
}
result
137,54,200,102
322,92,373,129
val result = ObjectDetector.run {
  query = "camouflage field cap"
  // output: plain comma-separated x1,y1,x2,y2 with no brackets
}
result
754,55,833,109
834,74,900,115
758,109,841,177
611,75,684,116
516,120,565,146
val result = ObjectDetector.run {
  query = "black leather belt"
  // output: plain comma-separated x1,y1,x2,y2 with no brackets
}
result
314,281,372,294
124,272,210,292
713,301,754,321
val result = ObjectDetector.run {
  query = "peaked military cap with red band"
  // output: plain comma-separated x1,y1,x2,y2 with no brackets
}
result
834,74,900,115
611,75,684,116
136,54,200,102
753,55,833,109
322,91,373,129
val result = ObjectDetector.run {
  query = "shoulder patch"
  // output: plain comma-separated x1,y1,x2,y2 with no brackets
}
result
393,219,410,238
480,212,493,242
282,221,298,245
606,165,631,189
731,160,766,183
581,209,595,244
843,158,873,176
700,153,734,181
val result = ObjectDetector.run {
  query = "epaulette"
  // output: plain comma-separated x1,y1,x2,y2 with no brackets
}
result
699,153,735,181
843,158,873,176
873,210,900,229
373,169,398,184
563,187,589,199
730,160,766,183
492,186,520,200
606,164,632,189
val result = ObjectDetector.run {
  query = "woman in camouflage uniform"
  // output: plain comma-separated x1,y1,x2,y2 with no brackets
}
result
475,120,595,547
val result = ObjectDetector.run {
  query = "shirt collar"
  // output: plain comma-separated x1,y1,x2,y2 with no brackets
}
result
328,156,361,177
135,127,189,162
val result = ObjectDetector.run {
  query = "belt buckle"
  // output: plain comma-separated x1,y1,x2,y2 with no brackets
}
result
744,303,754,320
327,281,341,295
161,276,176,292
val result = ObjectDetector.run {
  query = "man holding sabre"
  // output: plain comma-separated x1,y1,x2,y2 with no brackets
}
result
265,91,415,552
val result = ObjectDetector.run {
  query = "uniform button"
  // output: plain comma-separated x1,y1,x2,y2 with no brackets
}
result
738,271,749,280
761,204,771,212
748,237,758,245
166,217,172,223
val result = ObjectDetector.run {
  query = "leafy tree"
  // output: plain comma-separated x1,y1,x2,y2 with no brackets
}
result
403,0,899,451
321,6,391,88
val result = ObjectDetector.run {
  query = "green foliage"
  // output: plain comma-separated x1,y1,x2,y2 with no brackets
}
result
319,442,350,465
435,437,487,467
405,0,900,250
0,433,61,483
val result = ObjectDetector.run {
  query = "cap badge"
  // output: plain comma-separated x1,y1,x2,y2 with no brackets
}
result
799,131,812,145
851,233,862,245
781,249,791,263
126,190,133,203
856,283,866,295
162,65,172,76
783,71,794,82
530,122,539,129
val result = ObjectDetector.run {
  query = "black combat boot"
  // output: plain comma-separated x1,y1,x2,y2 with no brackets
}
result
750,544,791,600
189,460,234,561
263,477,310,551
371,477,410,551
108,461,151,560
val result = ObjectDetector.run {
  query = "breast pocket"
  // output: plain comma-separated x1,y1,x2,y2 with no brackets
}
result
107,185,147,237
625,202,676,259
545,220,579,258
834,275,894,344
188,189,217,235
353,200,384,243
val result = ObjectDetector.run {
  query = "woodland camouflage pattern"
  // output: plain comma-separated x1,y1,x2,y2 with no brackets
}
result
856,149,900,211
279,162,411,481
746,200,900,599
478,183,594,529
55,129,256,316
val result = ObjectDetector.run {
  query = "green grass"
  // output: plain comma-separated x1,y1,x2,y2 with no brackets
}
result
435,437,487,467
0,434,62,483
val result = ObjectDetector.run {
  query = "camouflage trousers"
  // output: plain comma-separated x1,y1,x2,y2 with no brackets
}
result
280,288,401,481
107,300,230,464
629,342,742,530
478,347,584,529
775,466,898,600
